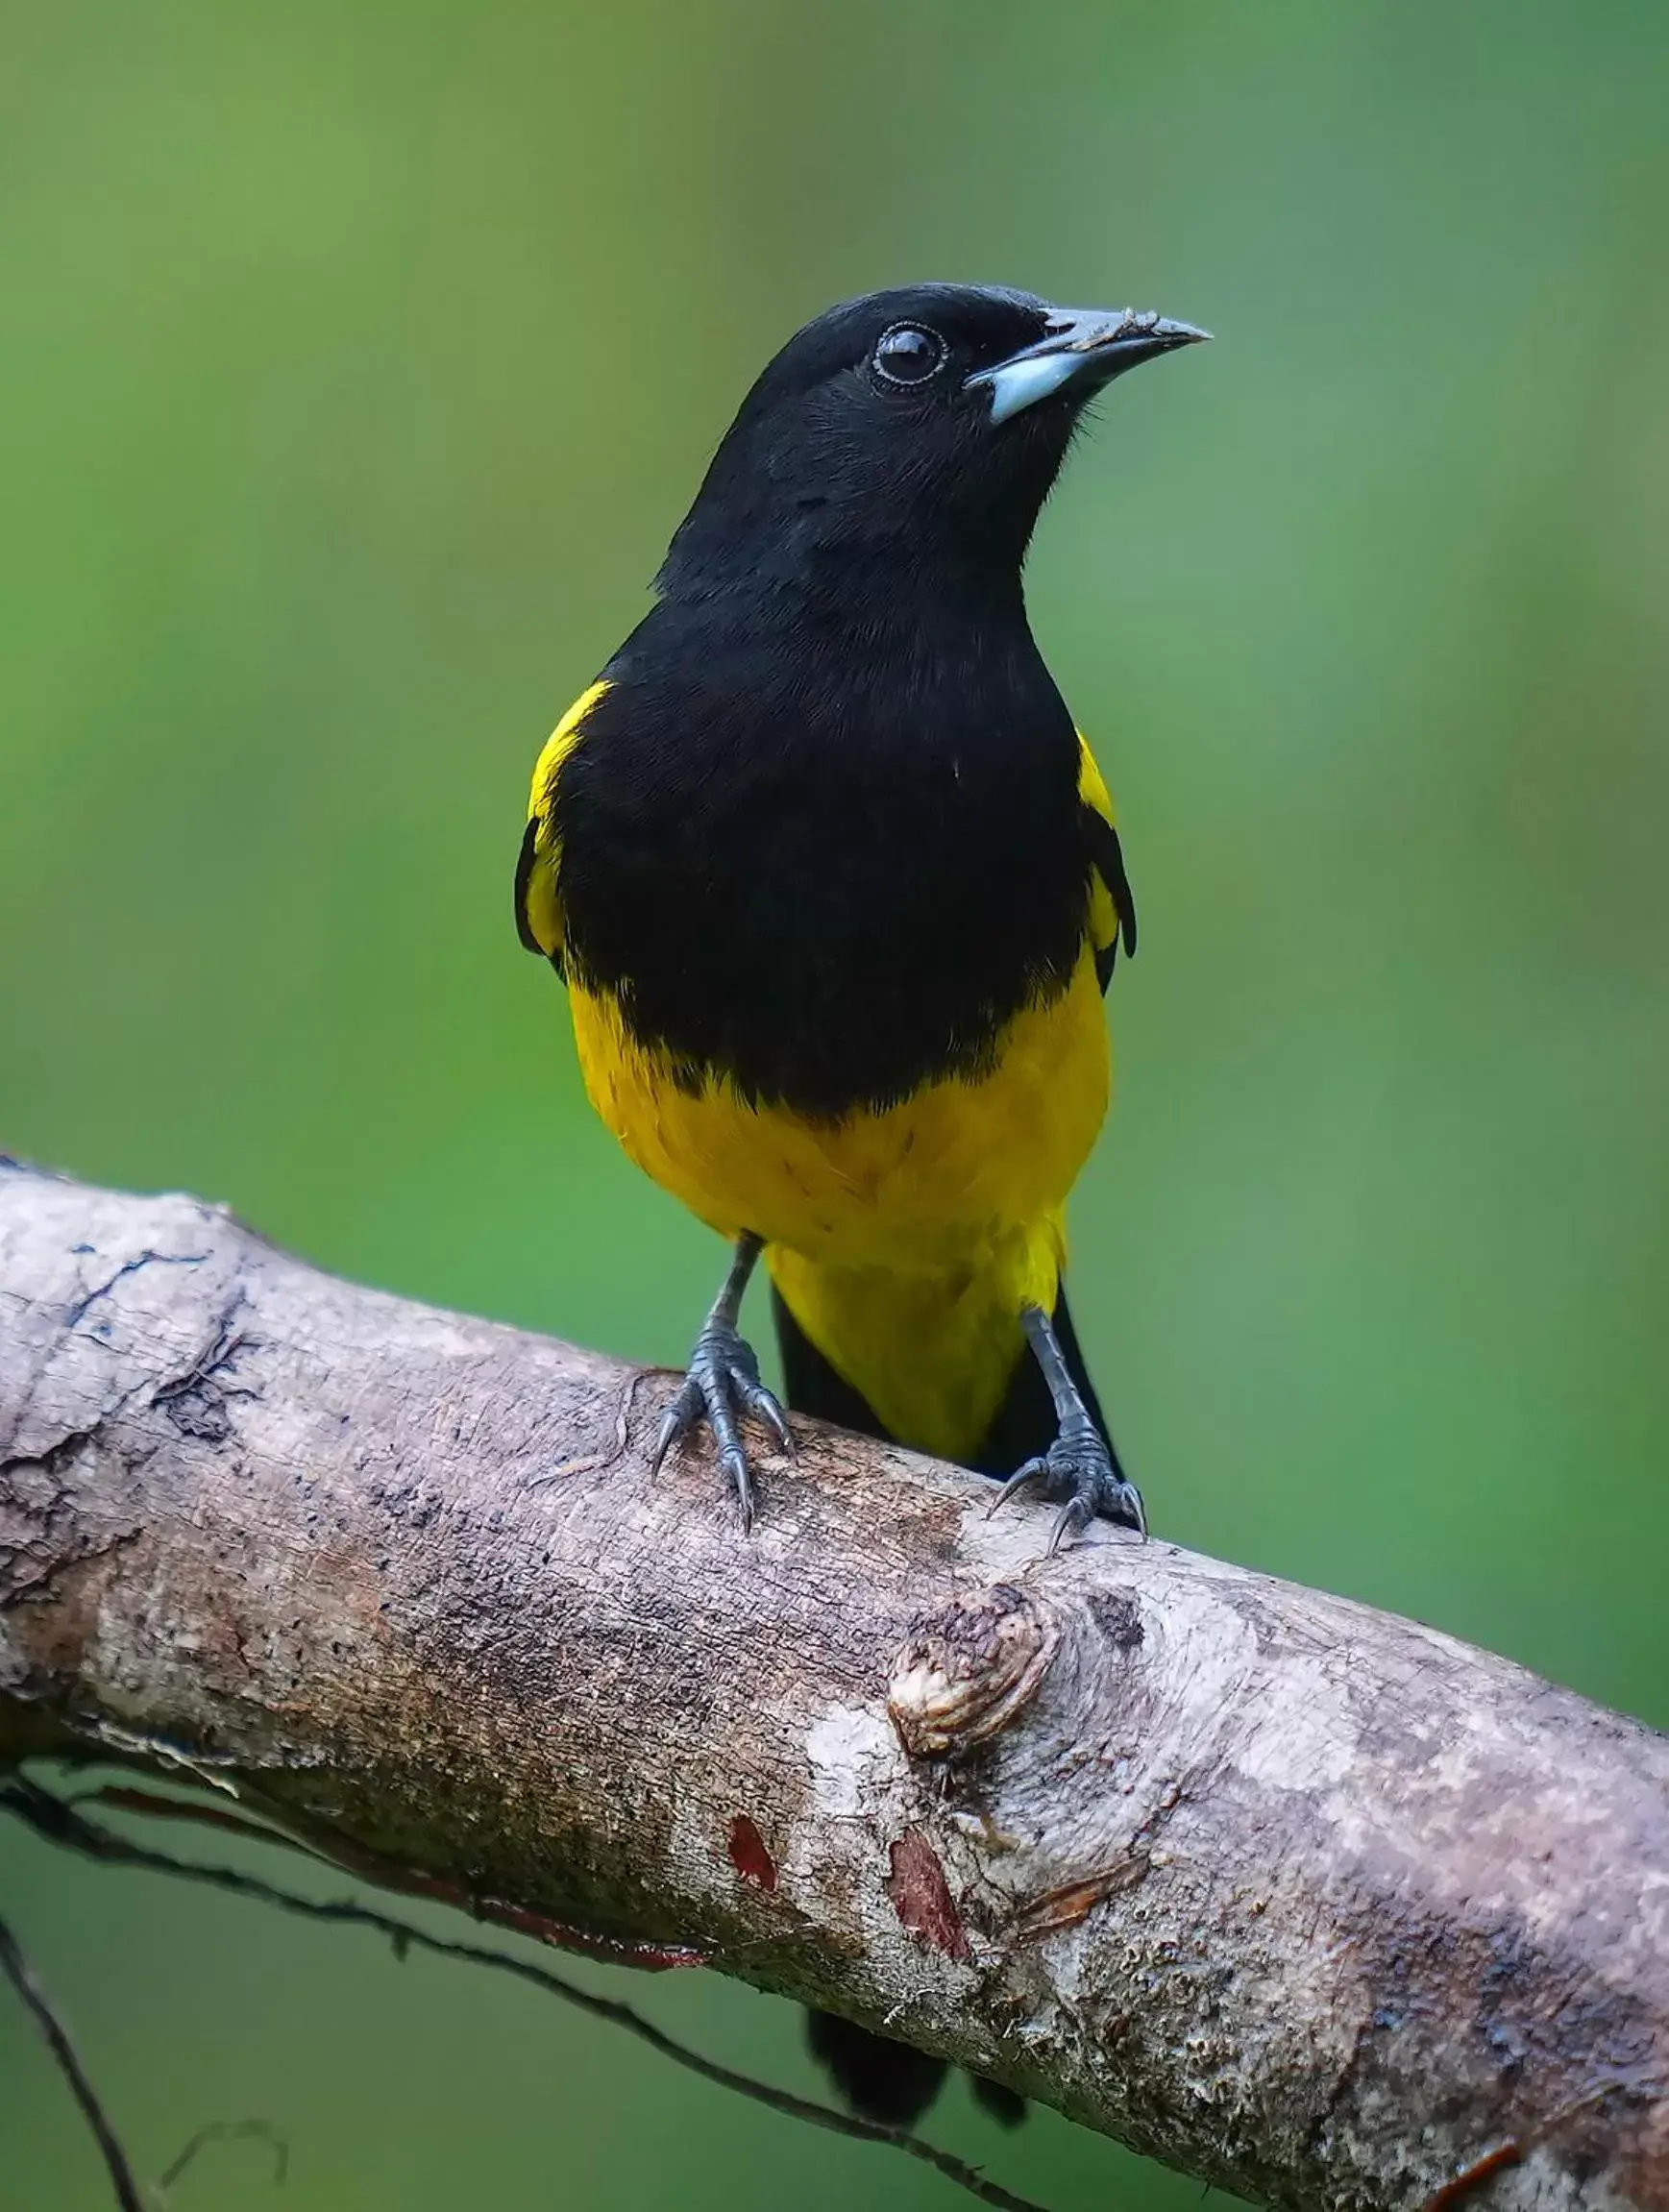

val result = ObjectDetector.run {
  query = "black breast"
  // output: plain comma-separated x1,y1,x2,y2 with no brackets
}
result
552,594,1092,1118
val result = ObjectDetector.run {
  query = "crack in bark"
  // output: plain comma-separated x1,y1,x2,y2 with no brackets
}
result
150,1289,258,1444
61,1246,208,1333
0,1412,144,1611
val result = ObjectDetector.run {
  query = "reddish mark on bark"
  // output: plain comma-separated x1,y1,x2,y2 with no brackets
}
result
1013,1854,1152,1942
1419,2141,1521,2210
885,1830,970,1961
92,1786,294,1848
1418,2080,1634,2209
475,1894,708,1970
726,1813,776,1892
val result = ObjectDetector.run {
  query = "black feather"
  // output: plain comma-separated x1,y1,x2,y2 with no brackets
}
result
552,600,1094,1116
540,284,1118,1119
513,816,545,956
803,2011,947,2130
1083,803,1137,995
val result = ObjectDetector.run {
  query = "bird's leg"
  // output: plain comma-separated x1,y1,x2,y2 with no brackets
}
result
650,1233,792,1533
989,1304,1146,1553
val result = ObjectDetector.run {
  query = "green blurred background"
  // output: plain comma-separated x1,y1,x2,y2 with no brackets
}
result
4,1,1667,2204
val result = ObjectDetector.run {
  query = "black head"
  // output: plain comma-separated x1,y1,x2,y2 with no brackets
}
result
659,283,1208,602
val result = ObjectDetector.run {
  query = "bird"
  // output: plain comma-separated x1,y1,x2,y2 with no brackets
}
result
515,283,1207,2123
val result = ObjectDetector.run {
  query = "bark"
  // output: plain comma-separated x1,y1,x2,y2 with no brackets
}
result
1,1160,1665,2211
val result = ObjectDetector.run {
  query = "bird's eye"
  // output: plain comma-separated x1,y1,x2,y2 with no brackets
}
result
871,324,947,388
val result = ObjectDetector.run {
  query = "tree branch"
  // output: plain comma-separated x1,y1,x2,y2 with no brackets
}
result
0,1908,144,2211
0,1775,1048,2212
2,1161,1666,2210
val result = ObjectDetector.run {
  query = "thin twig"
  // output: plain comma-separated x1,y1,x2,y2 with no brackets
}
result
156,2117,288,2200
3,1779,1050,2212
74,1785,708,1970
0,1909,144,2212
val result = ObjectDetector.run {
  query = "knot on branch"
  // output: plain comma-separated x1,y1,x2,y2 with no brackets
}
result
888,1582,1059,1759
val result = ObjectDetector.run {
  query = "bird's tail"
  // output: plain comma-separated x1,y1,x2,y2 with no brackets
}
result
773,1280,1103,2126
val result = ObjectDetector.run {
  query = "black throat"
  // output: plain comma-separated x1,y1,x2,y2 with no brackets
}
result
552,557,1093,1119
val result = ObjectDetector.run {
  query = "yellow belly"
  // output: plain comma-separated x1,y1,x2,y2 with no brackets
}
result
567,950,1111,1460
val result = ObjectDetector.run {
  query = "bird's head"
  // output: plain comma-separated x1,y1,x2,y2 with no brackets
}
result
659,283,1209,602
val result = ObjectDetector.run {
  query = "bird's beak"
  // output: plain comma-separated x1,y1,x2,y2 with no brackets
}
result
968,306,1211,426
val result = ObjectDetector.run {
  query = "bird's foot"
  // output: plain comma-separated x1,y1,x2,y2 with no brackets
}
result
987,1417,1146,1554
650,1320,792,1533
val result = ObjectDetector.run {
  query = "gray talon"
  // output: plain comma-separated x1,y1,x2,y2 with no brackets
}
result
989,1424,1146,1551
651,1316,790,1528
745,1385,796,1456
1047,1501,1081,1556
985,1455,1047,1518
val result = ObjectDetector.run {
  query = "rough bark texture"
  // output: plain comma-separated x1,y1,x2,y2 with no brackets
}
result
1,1161,1666,2210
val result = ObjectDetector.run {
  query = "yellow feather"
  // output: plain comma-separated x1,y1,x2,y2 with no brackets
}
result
568,945,1112,1463
1077,730,1121,962
519,679,610,960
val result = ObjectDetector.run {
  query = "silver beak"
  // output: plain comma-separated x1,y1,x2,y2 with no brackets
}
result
968,306,1212,425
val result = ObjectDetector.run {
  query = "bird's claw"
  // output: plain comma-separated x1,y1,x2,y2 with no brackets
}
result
650,1320,793,1533
986,1422,1145,1553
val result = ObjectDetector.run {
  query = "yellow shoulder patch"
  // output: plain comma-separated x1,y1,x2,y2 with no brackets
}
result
1076,732,1120,958
517,679,609,961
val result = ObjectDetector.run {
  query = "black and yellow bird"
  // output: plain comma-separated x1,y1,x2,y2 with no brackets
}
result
516,283,1205,2123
